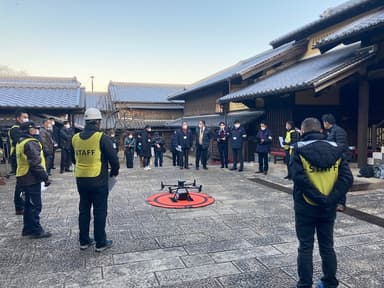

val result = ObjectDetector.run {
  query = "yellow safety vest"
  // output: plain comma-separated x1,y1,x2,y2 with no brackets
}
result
72,132,103,178
8,124,20,155
300,155,341,206
284,129,296,151
16,138,46,177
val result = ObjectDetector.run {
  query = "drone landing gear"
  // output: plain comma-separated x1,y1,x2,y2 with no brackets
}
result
161,179,203,203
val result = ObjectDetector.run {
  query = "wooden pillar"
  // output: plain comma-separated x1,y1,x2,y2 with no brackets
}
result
357,76,369,168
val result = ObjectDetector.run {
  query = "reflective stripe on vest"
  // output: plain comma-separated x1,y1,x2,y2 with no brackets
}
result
72,132,103,178
300,155,341,206
8,124,20,155
16,138,46,177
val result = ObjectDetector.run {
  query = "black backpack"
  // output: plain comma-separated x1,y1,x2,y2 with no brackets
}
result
358,165,374,178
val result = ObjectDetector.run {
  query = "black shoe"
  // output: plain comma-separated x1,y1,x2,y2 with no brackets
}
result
22,230,32,236
29,231,52,239
230,167,237,171
80,238,95,250
60,170,64,174
95,240,113,252
52,167,56,170
255,171,263,174
184,167,190,169
238,169,243,172
203,166,208,170
180,167,184,170
221,166,224,168
263,171,268,175
64,169,73,172
15,210,24,215
195,167,199,170
225,165,228,168
48,173,52,176
284,176,291,180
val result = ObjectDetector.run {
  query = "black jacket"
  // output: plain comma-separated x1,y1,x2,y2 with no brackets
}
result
70,124,119,187
290,132,353,216
325,124,348,153
230,126,247,149
176,128,193,150
141,130,152,157
60,127,74,149
152,135,165,152
215,127,230,144
195,127,211,150
16,134,49,187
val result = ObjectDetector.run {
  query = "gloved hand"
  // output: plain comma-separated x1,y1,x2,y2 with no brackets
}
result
110,170,119,177
44,179,51,187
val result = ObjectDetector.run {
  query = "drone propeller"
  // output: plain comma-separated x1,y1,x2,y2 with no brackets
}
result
198,185,203,192
161,181,165,190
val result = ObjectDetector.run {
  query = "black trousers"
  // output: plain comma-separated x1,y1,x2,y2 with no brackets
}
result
295,211,338,288
143,156,151,167
13,157,25,211
172,150,179,166
154,151,163,167
179,149,189,168
218,142,228,168
125,150,134,168
77,182,108,247
60,148,71,171
258,152,269,172
195,144,208,168
232,148,243,170
10,153,17,174
22,183,44,235
285,150,291,178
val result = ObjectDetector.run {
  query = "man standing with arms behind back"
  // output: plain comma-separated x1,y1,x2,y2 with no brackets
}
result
290,118,353,288
195,120,211,170
71,108,119,252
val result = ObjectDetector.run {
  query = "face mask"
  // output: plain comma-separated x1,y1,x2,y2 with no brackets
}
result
23,118,29,123
234,124,240,129
147,128,151,132
260,127,266,131
128,135,133,139
51,121,55,126
34,129,40,135
65,124,70,129
111,134,115,137
182,125,187,130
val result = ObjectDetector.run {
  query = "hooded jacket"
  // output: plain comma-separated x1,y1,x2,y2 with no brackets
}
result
290,131,353,216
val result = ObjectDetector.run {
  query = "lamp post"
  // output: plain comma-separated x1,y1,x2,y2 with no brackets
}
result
90,76,94,93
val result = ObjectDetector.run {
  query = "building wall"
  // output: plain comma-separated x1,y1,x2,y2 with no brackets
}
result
116,105,183,121
184,92,222,116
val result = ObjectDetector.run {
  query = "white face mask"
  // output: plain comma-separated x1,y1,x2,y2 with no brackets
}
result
23,118,29,123
111,134,115,137
234,124,240,129
65,124,70,129
128,135,133,139
260,127,266,131
34,129,40,135
182,125,187,130
51,121,55,126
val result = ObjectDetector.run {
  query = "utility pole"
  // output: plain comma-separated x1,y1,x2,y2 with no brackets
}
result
90,76,94,93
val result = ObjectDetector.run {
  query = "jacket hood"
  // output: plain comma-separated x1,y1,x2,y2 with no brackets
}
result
79,123,99,140
297,132,342,169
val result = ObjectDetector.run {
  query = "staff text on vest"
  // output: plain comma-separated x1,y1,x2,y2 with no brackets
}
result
76,149,96,156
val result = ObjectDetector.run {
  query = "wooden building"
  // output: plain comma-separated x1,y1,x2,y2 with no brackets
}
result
218,0,384,167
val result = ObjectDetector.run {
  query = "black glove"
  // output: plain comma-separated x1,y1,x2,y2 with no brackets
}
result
44,179,51,187
110,170,119,177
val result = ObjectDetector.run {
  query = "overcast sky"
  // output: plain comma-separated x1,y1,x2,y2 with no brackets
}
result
0,0,346,91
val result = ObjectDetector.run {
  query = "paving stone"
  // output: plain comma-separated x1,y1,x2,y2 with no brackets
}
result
184,239,253,255
155,262,240,285
217,269,296,288
157,278,223,288
113,247,187,264
210,246,282,263
181,254,215,267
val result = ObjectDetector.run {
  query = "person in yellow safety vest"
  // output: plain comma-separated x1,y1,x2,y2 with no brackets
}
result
290,118,353,288
16,121,52,239
70,108,120,252
8,108,30,215
283,120,300,180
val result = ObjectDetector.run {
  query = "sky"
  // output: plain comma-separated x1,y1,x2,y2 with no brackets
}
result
0,0,347,92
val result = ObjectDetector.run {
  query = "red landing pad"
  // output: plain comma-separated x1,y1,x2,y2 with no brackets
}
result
147,192,215,209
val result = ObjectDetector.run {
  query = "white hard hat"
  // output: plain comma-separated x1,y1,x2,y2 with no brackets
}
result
84,108,102,120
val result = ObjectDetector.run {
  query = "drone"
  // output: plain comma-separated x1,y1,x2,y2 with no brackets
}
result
160,179,203,202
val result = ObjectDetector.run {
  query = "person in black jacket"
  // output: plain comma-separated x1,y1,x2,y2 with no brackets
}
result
176,121,193,169
16,121,51,238
60,121,74,173
8,108,29,214
124,132,136,168
290,117,353,288
170,130,179,166
216,121,230,168
255,121,272,175
195,120,211,170
153,132,165,167
322,114,349,212
229,120,247,172
70,108,119,252
141,125,153,170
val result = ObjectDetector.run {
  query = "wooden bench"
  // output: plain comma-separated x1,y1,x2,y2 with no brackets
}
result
270,148,286,164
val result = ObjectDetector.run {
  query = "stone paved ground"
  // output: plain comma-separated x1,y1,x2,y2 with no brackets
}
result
0,155,384,288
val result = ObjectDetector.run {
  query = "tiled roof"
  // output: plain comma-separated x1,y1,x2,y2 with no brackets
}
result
165,110,264,128
219,44,375,103
126,103,183,110
270,0,382,48
109,82,184,103
315,8,384,50
168,41,298,100
0,76,83,109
